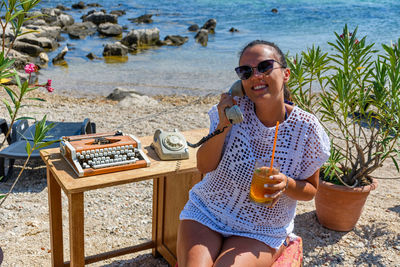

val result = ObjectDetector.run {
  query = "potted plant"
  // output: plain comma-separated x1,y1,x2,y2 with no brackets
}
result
287,25,400,231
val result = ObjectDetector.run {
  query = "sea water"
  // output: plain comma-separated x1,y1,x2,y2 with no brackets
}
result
35,0,400,96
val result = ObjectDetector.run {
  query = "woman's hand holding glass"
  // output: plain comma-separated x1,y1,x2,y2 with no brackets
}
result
263,172,288,207
249,159,288,208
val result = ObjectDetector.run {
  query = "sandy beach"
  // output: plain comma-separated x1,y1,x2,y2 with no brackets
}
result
0,89,399,266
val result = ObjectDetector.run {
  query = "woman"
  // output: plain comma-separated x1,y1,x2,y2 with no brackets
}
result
177,40,330,267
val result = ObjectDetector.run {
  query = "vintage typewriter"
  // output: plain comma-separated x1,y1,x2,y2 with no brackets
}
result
60,131,151,177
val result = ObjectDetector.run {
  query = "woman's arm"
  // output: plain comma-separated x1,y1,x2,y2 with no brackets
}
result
196,94,233,174
284,170,319,201
265,169,320,204
266,118,329,203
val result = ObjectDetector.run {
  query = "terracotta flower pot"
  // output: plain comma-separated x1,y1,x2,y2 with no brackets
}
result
315,178,378,232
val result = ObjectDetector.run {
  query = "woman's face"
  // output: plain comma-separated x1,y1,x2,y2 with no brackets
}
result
239,44,290,106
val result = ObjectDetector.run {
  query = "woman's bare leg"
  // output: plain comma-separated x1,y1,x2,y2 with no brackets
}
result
213,235,285,267
177,220,223,267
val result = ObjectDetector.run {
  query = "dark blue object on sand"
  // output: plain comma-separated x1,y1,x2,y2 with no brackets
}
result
0,118,96,182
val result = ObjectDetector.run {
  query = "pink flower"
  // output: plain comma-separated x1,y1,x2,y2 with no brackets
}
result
24,63,37,74
36,79,54,92
339,32,359,45
45,79,54,92
340,32,353,39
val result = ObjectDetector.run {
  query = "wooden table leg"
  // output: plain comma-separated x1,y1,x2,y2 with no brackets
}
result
152,177,160,258
68,192,84,267
47,169,64,267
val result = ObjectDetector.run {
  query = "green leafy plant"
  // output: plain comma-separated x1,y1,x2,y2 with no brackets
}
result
287,25,400,187
0,116,54,205
0,0,55,206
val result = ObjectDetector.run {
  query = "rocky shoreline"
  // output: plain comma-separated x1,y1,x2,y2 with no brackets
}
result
0,90,400,266
3,1,221,85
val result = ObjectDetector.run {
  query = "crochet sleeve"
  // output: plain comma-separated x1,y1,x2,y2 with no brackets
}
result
207,104,231,152
208,104,219,134
298,117,331,180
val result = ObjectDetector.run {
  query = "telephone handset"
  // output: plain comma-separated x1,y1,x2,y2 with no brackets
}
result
187,80,245,148
225,80,244,124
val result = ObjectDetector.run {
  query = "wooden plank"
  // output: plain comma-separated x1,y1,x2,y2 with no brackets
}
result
63,241,155,265
157,245,176,267
165,173,203,256
152,177,160,258
47,168,64,267
157,172,203,266
156,176,166,259
68,193,84,267
40,128,208,194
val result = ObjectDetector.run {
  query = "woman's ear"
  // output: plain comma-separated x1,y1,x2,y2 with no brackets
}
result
283,68,291,83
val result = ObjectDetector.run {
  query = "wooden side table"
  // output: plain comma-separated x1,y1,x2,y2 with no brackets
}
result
40,128,207,267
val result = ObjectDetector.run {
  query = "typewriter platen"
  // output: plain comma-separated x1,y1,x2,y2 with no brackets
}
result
60,131,151,177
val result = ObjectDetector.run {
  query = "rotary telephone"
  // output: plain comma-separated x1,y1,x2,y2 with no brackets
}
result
151,81,245,160
151,128,189,160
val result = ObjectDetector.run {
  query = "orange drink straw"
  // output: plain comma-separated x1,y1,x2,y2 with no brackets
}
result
269,121,280,175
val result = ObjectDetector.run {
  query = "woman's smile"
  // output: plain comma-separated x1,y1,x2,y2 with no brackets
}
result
252,84,269,91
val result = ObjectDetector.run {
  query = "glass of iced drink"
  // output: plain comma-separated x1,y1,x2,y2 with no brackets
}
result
249,159,280,205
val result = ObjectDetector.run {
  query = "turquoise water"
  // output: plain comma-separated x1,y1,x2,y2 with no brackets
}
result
35,0,400,96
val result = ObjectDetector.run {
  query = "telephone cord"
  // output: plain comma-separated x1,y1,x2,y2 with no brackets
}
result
188,103,289,148
186,125,229,148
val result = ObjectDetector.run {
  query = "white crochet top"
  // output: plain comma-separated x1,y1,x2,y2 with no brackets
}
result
180,96,330,249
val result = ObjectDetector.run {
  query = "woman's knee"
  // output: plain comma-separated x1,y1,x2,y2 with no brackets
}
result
214,249,275,267
213,236,281,267
177,220,223,267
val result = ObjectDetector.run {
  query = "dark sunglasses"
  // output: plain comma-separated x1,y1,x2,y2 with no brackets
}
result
235,59,284,80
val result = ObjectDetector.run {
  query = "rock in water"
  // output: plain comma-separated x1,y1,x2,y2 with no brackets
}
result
52,46,68,64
